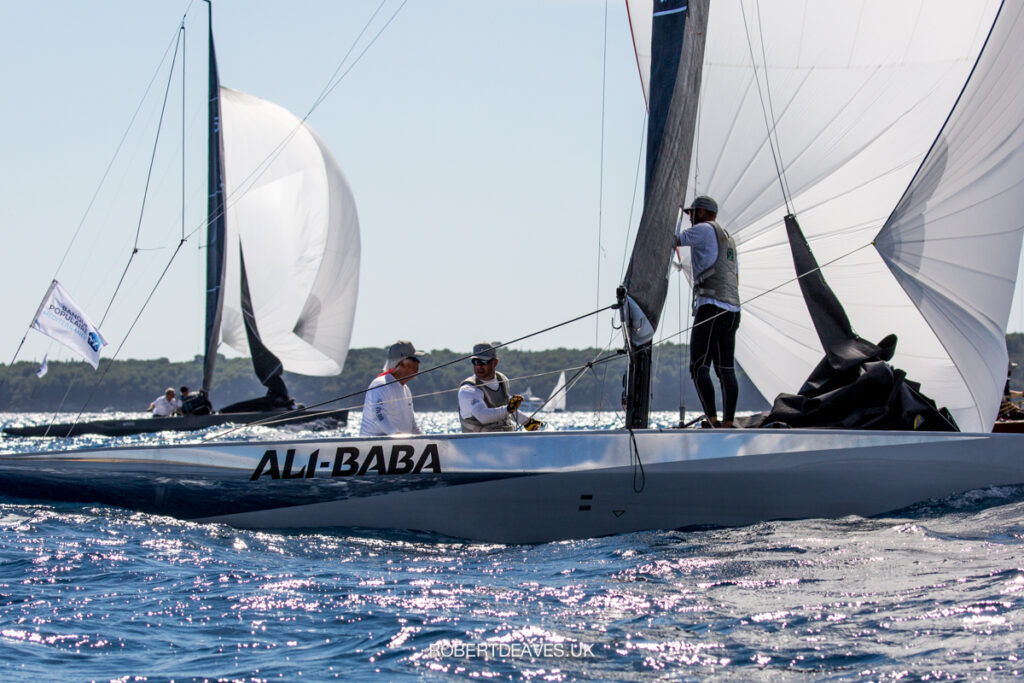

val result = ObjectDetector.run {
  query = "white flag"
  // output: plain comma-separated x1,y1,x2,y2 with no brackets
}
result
36,355,48,378
31,281,108,369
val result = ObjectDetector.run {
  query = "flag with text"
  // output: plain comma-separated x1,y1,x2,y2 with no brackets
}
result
31,281,108,369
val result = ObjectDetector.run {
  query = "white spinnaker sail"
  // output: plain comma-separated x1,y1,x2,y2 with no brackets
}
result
218,87,360,376
877,2,1024,433
630,0,1021,431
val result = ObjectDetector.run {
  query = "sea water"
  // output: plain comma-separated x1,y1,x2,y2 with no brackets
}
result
0,411,1022,681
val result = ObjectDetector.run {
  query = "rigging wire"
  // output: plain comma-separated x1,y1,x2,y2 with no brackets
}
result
100,26,185,327
54,8,194,282
607,105,647,429
739,0,792,214
692,62,703,194
522,334,619,423
595,0,609,348
42,2,407,426
754,0,794,206
178,0,409,247
40,381,78,438
219,351,628,436
683,277,692,412
309,0,391,112
208,304,619,438
592,324,624,427
629,428,646,493
676,259,685,424
1,11,193,382
181,23,187,243
307,0,407,118
4,2,407,423
65,239,189,432
618,110,648,280
655,241,876,348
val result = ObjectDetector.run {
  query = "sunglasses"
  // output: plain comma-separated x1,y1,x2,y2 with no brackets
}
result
472,359,493,366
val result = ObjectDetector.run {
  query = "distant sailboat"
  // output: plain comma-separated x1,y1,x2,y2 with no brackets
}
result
4,4,359,438
547,371,567,412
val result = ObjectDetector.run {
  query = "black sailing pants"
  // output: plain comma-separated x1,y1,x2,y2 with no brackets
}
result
689,304,741,423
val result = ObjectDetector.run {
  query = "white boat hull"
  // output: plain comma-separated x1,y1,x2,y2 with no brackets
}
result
0,429,1021,543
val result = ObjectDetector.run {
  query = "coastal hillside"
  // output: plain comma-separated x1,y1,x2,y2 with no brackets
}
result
5,335,1024,414
0,344,763,413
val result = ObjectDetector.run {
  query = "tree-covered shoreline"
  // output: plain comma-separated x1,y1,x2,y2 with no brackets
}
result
6,334,1024,414
0,344,766,414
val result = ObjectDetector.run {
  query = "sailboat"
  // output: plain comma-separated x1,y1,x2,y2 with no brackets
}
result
4,4,359,438
2,1,1024,542
547,371,567,412
519,371,567,413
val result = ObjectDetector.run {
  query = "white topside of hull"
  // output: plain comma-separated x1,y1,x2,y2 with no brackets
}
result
1,429,1021,543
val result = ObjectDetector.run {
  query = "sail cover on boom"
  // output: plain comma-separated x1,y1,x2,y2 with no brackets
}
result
626,0,1024,432
218,87,360,377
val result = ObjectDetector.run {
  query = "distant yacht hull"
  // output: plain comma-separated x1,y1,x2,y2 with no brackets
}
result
0,429,1021,542
2,408,348,438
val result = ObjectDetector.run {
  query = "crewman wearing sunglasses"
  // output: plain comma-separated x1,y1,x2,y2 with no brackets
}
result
458,342,542,433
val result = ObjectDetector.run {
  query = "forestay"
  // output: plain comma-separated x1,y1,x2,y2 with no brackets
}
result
628,0,1022,432
218,88,361,377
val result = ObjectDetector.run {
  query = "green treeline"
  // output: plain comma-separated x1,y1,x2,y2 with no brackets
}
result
7,334,1024,414
0,344,767,414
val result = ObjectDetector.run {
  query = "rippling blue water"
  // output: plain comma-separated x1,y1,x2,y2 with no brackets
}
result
1,412,1023,680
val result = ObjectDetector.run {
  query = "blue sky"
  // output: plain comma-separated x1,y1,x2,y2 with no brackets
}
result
1,0,660,366
3,0,1024,369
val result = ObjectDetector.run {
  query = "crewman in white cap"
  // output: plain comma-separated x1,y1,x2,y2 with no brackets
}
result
149,387,182,417
359,340,426,436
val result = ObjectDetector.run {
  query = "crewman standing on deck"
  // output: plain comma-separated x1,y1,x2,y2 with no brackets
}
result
675,195,741,428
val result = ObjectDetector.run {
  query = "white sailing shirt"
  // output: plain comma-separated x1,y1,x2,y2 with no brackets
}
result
458,378,531,428
151,395,181,417
360,372,422,436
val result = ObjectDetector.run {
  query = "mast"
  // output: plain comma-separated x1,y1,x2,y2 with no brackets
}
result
620,0,708,429
202,0,227,395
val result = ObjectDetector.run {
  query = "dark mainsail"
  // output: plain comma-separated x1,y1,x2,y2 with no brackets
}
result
644,0,689,197
621,0,708,429
237,249,290,404
202,0,227,396
201,2,292,408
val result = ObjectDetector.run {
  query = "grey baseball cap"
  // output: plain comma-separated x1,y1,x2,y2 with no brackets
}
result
470,342,501,362
387,340,425,364
683,195,718,214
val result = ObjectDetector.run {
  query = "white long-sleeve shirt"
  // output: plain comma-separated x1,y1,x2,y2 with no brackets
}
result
457,378,531,428
359,372,422,436
150,395,181,417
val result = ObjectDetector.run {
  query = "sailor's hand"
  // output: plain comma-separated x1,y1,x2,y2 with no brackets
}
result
507,395,524,413
524,418,543,431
